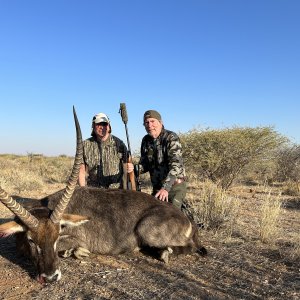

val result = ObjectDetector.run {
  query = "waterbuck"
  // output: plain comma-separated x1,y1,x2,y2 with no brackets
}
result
0,107,206,284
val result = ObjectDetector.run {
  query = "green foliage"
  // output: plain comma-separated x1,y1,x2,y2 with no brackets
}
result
180,126,287,189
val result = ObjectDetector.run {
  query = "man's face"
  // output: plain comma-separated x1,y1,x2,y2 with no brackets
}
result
144,118,163,138
93,122,109,139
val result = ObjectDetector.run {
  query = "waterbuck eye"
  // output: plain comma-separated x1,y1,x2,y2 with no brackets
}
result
27,237,42,254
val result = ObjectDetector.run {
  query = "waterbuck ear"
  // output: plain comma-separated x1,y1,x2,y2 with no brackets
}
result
0,221,26,237
60,214,90,227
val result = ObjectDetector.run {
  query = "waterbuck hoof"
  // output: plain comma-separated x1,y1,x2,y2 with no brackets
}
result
60,248,74,258
74,247,91,260
160,247,173,264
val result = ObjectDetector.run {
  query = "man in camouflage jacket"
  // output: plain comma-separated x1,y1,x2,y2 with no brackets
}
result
128,110,187,209
79,112,127,189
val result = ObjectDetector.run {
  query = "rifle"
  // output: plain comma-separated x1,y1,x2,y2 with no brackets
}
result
119,103,141,191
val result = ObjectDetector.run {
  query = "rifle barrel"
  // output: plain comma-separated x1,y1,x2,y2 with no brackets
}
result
124,123,131,154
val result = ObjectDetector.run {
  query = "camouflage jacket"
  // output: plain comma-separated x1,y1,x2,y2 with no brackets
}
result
82,135,127,189
139,128,186,192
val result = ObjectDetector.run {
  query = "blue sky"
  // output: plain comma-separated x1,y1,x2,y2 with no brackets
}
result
0,0,299,156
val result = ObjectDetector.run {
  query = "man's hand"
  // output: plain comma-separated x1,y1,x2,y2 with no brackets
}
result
155,188,168,201
126,162,134,173
78,164,86,187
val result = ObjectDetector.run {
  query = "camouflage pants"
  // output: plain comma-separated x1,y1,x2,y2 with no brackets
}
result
168,181,187,209
152,182,187,209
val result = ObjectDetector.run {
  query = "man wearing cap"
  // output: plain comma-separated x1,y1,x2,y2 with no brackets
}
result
128,109,187,210
79,112,127,189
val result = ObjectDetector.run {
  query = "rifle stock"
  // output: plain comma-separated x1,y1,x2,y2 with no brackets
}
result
127,155,136,191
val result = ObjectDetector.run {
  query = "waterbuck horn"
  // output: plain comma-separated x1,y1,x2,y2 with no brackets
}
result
0,187,39,229
50,106,83,224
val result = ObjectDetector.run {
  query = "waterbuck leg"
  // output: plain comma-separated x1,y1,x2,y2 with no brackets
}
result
60,248,74,258
57,235,90,259
160,247,173,264
73,247,90,260
59,246,90,260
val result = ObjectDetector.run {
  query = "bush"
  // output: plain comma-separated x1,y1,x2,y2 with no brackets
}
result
274,145,300,183
180,126,286,189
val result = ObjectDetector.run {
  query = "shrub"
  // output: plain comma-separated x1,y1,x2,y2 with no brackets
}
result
274,144,300,183
180,126,286,189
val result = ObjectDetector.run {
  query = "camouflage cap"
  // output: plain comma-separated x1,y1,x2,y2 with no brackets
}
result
143,110,162,122
91,112,112,135
92,113,110,124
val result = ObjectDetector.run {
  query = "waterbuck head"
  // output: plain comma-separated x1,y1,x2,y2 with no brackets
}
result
0,107,88,283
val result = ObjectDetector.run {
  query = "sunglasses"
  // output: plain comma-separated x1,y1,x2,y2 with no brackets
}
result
95,122,109,127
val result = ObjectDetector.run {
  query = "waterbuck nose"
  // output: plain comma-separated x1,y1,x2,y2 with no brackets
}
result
52,273,59,281
43,270,61,283
45,273,59,283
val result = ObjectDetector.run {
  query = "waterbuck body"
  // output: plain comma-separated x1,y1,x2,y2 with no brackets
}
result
38,187,203,255
2,187,206,283
0,107,206,283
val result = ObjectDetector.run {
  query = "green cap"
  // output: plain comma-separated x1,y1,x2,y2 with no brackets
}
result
143,110,162,122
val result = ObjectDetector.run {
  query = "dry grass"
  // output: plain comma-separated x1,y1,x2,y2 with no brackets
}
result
0,155,300,299
259,191,282,244
289,232,300,260
186,180,240,236
282,180,300,196
0,154,73,195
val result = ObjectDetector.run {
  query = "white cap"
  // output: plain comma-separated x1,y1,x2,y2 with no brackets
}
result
92,113,110,124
